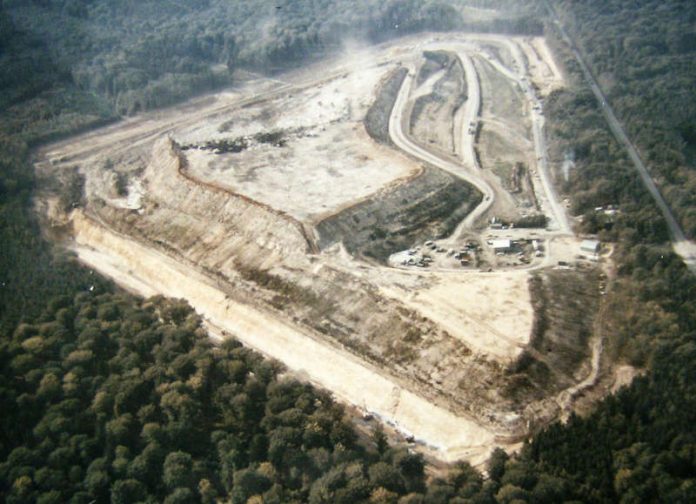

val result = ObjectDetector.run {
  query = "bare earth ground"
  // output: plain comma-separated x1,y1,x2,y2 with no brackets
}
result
524,37,565,96
36,32,615,466
175,65,419,222
70,212,498,465
378,272,532,362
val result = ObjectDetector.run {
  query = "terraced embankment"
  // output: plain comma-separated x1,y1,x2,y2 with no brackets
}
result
95,137,313,274
316,166,481,261
326,63,480,262
37,32,605,467
69,211,501,466
78,136,517,443
364,67,409,146
503,268,602,427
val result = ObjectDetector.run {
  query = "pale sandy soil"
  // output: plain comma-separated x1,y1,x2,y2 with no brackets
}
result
525,37,565,95
35,32,595,467
183,124,418,222
388,46,495,233
387,34,569,237
40,51,424,224
475,57,528,139
378,272,532,362
545,235,585,262
411,68,449,100
70,211,499,465
611,365,641,394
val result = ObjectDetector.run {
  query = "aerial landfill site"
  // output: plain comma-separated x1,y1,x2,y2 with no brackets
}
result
36,32,610,466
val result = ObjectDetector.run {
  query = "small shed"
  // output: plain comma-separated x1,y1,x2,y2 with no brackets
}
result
580,239,600,255
492,239,512,253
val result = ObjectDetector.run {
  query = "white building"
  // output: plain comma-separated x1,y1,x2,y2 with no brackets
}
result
580,239,600,255
492,239,512,253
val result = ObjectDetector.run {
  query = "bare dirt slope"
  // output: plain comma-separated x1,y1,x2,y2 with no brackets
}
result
410,50,466,155
70,211,499,465
176,65,419,222
37,32,608,466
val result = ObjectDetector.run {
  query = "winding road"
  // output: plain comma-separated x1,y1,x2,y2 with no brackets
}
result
385,40,606,419
389,40,571,236
54,34,607,466
388,52,495,229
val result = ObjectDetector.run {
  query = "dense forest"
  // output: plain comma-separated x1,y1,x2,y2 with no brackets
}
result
551,0,696,237
2,0,696,502
0,0,540,123
512,3,696,501
1,293,435,503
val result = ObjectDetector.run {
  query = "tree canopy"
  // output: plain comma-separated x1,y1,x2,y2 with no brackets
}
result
2,1,696,502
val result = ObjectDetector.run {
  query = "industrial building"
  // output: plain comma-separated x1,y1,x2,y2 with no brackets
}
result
491,239,512,253
580,239,600,255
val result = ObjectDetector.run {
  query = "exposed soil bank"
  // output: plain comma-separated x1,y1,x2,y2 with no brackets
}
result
317,166,481,262
411,50,466,154
364,67,409,146
503,267,601,427
318,58,481,262
70,211,500,466
35,32,606,468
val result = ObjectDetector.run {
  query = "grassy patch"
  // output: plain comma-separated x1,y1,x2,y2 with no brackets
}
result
503,268,601,403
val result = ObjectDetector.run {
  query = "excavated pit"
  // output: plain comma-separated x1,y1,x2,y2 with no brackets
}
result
35,33,604,466
316,166,481,262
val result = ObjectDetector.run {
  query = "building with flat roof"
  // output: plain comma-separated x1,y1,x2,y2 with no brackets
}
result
580,239,600,255
492,239,511,253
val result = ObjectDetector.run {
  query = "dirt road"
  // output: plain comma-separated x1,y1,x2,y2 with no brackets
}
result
482,39,571,234
457,52,482,171
390,37,571,236
40,33,601,468
389,54,494,230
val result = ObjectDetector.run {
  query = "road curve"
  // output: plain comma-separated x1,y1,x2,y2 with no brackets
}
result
389,40,572,237
389,58,494,230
